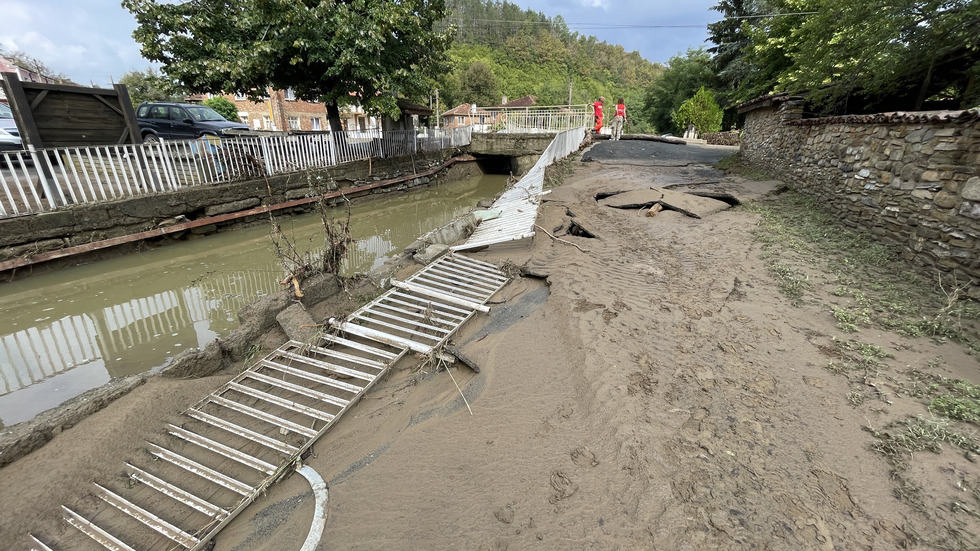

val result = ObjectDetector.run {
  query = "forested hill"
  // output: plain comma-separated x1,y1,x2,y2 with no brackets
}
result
434,0,663,130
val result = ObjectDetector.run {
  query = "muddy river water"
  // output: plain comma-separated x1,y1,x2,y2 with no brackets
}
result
0,173,508,427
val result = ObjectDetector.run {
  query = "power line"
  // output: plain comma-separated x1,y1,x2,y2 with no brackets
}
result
436,12,819,31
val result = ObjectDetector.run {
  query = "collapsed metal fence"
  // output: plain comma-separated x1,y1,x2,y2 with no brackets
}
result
0,126,473,219
453,125,588,251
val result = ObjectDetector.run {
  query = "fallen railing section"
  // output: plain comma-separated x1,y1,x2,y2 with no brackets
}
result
31,252,508,551
453,126,587,251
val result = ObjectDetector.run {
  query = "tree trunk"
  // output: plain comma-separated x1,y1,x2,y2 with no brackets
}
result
326,103,344,133
961,76,976,110
914,58,935,111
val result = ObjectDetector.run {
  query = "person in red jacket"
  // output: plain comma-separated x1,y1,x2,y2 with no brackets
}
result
591,96,604,134
611,97,626,140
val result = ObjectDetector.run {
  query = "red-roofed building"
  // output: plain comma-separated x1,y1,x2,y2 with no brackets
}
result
441,103,492,129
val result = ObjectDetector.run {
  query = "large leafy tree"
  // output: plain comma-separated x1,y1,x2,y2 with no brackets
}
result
673,87,724,136
708,0,980,112
123,0,451,131
459,60,500,107
117,68,183,107
641,49,718,133
204,96,241,122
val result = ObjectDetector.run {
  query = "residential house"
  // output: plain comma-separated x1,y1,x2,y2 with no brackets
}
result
0,56,62,103
383,98,432,132
499,95,537,108
441,103,492,129
193,89,383,133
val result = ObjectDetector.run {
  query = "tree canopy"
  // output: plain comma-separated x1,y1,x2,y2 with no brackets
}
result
432,0,663,131
123,0,451,130
640,49,718,134
117,68,184,107
673,87,723,136
708,0,980,113
204,96,241,122
459,60,500,108
0,46,72,83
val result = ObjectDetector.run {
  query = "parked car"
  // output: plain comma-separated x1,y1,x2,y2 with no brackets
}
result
136,102,249,143
0,103,23,153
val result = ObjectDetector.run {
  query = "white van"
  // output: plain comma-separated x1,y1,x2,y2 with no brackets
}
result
0,103,23,152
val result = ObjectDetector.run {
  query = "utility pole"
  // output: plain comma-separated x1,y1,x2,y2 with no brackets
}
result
568,80,572,107
435,88,440,130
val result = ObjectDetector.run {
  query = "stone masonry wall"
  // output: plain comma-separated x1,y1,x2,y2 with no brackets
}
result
741,101,980,284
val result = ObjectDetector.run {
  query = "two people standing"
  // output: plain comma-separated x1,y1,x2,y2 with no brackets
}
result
591,96,627,140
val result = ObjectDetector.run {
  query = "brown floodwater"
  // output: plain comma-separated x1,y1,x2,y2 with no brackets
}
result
0,173,508,427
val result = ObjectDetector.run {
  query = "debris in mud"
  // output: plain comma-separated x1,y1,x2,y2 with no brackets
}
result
493,504,515,524
549,470,578,504
571,447,600,467
445,345,480,373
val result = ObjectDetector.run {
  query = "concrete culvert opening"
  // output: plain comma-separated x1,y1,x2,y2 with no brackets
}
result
474,155,517,174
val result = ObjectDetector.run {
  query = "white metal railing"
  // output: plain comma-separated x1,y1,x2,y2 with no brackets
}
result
474,105,591,134
453,126,587,251
0,127,474,219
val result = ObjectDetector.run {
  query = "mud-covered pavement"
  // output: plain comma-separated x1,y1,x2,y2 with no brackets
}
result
3,138,978,550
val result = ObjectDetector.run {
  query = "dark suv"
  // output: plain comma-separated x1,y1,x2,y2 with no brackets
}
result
136,102,249,143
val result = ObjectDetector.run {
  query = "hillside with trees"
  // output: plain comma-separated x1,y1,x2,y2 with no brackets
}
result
435,0,664,132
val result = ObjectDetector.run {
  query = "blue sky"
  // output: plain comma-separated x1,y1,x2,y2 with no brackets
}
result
0,0,721,87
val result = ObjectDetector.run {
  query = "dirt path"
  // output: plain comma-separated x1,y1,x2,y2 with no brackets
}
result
2,140,978,550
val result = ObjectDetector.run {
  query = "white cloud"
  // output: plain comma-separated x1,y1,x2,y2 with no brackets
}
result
579,0,611,9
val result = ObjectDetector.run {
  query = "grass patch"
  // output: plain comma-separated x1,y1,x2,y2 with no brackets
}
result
738,188,980,349
545,156,575,188
714,152,772,180
868,415,980,461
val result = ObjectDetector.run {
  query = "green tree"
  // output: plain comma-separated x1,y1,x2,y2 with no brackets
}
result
641,49,717,133
123,0,451,132
204,96,240,122
117,68,183,107
673,87,723,136
708,0,980,112
459,61,500,107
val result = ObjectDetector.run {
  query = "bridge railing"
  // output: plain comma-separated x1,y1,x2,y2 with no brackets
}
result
474,105,591,134
0,126,474,219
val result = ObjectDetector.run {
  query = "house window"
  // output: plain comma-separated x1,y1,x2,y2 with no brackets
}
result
234,93,247,101
238,113,249,126
288,116,300,130
284,88,296,101
263,116,274,131
311,117,322,131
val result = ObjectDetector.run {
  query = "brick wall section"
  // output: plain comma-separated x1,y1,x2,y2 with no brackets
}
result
740,100,980,284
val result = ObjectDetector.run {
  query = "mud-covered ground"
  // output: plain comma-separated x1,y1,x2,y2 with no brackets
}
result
2,139,979,550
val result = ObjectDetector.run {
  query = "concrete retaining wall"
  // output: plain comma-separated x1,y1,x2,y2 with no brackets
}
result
0,150,456,272
740,100,980,284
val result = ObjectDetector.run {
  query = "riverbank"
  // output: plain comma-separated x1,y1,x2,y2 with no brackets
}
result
3,140,978,549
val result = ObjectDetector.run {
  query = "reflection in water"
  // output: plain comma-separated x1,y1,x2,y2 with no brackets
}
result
0,173,507,426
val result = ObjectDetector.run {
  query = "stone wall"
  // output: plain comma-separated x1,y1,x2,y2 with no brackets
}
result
740,100,980,284
704,130,741,146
